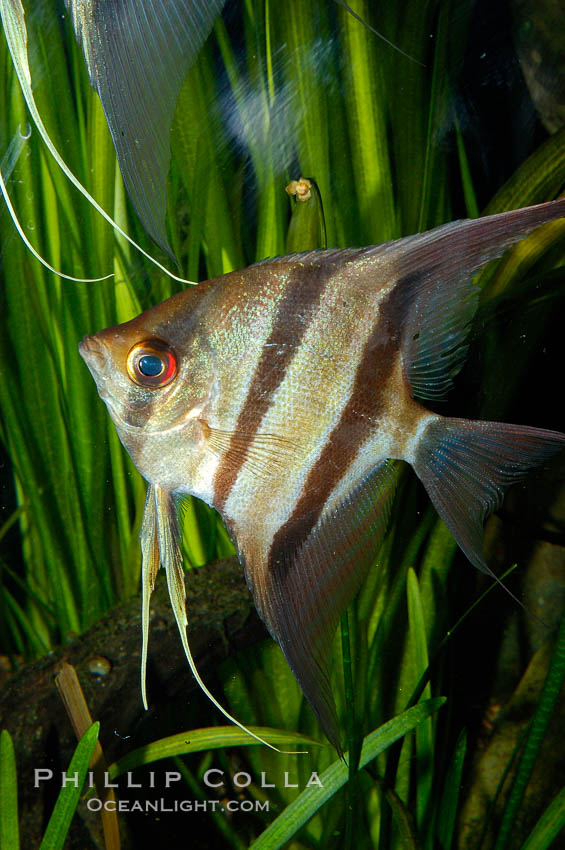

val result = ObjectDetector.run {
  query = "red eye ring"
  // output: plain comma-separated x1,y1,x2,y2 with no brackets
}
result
126,339,177,388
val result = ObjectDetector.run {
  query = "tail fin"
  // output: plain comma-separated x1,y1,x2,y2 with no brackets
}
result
412,417,565,575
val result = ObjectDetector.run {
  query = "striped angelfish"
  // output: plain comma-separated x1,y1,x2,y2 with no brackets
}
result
80,199,565,750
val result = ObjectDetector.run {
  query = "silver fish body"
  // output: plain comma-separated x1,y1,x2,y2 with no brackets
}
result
80,200,565,747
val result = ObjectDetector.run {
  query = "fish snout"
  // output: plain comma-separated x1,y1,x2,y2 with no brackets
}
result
79,334,104,361
78,334,109,381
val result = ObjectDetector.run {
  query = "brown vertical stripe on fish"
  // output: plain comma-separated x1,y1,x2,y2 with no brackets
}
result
267,271,414,574
213,261,335,512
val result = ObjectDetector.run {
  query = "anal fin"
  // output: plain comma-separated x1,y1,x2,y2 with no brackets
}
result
243,461,399,750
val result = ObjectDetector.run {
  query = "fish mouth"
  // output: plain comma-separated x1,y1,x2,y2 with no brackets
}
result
79,334,112,402
79,334,105,364
78,335,108,378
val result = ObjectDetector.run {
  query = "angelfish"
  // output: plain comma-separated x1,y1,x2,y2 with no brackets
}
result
80,200,565,748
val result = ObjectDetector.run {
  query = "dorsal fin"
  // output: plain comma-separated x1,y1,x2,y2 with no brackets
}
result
251,247,367,268
372,199,565,401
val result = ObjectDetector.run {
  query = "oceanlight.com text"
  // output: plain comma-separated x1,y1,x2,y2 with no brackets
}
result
86,797,270,814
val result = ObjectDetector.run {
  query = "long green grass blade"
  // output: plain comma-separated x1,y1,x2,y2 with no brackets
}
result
337,1,395,244
277,1,335,245
437,729,467,850
109,726,320,778
484,128,565,215
250,699,446,849
494,610,565,850
39,721,99,850
0,730,19,850
520,785,565,850
341,607,361,848
406,568,433,837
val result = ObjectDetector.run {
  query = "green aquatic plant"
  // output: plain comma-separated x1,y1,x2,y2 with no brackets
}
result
0,724,100,850
1,0,565,847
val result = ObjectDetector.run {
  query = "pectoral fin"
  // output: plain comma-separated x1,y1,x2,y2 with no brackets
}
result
240,461,398,750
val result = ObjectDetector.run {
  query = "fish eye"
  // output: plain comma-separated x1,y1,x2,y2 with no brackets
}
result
126,339,177,388
138,354,164,377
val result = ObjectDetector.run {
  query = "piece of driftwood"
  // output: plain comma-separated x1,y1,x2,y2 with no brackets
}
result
0,557,266,848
